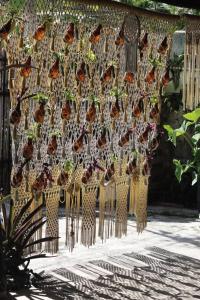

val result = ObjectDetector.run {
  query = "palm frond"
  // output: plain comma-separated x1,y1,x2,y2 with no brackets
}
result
21,202,43,226
13,216,44,243
24,236,59,249
13,198,33,229
21,219,47,248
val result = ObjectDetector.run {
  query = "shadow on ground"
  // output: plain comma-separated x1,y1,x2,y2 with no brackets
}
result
12,247,200,300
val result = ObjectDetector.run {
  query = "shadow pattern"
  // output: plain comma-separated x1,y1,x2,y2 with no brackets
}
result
13,248,200,299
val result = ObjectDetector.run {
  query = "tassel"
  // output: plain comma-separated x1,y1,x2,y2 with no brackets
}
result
65,167,82,251
115,177,129,238
45,188,60,253
98,183,106,241
81,183,98,247
129,173,139,215
134,174,149,233
98,175,116,242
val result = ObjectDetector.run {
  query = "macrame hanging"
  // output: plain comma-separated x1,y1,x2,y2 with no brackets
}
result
0,0,178,252
183,15,200,111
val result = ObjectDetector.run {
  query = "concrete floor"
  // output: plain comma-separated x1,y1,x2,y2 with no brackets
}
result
11,215,200,300
30,215,200,273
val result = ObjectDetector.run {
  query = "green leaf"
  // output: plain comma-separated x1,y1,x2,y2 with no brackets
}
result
181,120,193,131
150,95,159,104
110,87,127,98
183,108,200,122
64,90,75,101
173,159,183,182
163,124,174,135
195,124,200,133
192,133,200,145
174,128,185,137
31,92,48,103
50,130,62,137
89,94,99,105
192,171,198,186
64,160,74,172
173,159,192,182
163,124,177,146
193,148,200,162
86,49,96,62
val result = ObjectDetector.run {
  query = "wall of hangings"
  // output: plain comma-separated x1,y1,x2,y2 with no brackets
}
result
0,0,200,252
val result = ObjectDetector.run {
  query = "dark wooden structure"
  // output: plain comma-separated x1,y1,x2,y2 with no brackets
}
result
0,49,11,194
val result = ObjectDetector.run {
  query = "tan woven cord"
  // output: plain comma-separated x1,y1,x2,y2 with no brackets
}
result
1,0,177,251
183,15,200,110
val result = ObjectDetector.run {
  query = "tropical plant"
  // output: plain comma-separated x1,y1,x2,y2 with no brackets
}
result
164,108,200,185
168,53,184,89
0,196,58,296
119,0,200,15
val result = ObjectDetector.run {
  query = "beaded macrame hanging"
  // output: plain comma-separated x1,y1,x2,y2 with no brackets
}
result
183,15,200,110
0,0,178,252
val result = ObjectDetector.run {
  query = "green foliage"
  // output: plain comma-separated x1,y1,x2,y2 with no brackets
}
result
150,95,159,104
31,92,48,104
168,54,184,89
50,130,61,137
25,128,37,141
64,160,74,172
164,108,200,185
86,49,96,62
64,89,75,101
183,108,200,122
119,0,200,15
149,57,163,68
164,93,183,112
110,87,127,99
0,197,58,292
89,94,99,105
8,0,27,16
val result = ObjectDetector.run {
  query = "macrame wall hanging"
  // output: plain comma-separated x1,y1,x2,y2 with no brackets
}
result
0,0,178,252
183,15,200,111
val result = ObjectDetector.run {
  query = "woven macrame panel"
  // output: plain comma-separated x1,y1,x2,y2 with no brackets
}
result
183,16,200,110
0,0,177,251
81,177,98,247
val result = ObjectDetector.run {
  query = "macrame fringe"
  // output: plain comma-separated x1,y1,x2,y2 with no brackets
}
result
81,184,97,247
134,175,149,233
115,178,129,238
98,181,115,242
45,189,60,254
65,188,81,252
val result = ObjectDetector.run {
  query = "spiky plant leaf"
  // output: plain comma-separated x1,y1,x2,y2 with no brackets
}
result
24,236,59,249
21,202,43,226
13,198,33,229
21,219,47,248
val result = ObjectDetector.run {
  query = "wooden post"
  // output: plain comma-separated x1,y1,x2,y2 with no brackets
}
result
0,49,11,195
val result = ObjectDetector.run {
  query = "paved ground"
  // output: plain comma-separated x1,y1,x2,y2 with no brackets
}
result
12,215,200,300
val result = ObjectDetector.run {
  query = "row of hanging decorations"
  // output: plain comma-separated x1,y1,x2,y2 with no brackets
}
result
0,0,179,252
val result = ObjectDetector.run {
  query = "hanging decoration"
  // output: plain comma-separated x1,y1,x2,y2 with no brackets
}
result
183,15,200,110
1,0,179,252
